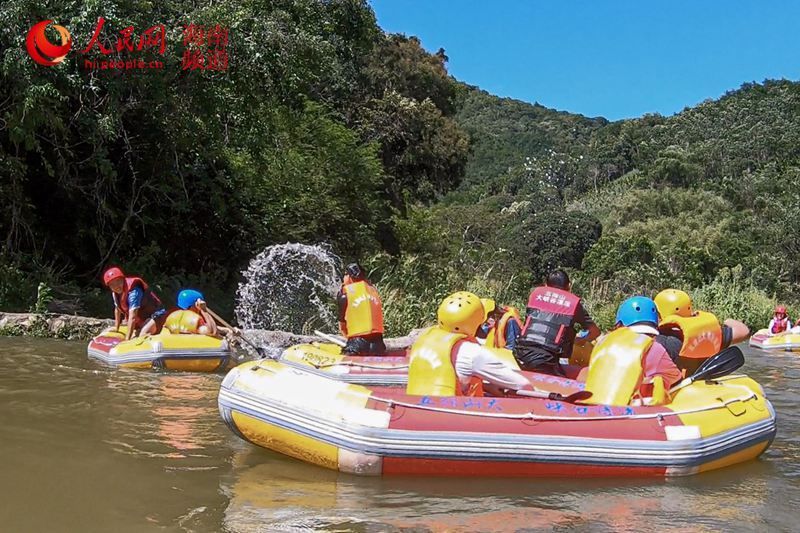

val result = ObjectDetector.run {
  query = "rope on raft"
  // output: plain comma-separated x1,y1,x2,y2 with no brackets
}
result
367,392,759,422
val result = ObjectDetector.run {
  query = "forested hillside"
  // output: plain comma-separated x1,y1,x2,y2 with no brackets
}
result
2,0,798,332
400,79,800,331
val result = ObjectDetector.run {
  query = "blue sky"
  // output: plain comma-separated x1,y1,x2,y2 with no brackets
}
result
370,1,800,120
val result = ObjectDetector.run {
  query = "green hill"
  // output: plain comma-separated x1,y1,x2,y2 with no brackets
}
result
1,0,797,332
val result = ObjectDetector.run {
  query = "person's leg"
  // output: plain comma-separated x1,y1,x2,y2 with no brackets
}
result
369,334,386,355
342,337,366,354
138,310,167,337
138,318,157,337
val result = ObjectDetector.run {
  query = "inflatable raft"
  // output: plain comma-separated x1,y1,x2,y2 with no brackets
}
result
218,360,776,478
749,328,800,352
279,341,589,387
88,328,234,371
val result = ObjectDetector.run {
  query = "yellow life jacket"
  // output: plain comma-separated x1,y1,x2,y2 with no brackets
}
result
659,310,722,359
406,326,467,397
584,328,652,406
487,307,521,349
343,280,384,338
164,310,203,335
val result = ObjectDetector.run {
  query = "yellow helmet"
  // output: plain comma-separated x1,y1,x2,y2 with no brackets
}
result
480,298,496,318
438,291,485,336
654,289,693,319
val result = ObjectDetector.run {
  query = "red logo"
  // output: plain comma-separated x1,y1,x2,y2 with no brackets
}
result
26,20,72,66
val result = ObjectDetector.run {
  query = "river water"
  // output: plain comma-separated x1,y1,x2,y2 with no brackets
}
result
1,337,797,532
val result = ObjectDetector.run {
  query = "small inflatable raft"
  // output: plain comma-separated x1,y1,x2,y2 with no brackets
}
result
218,360,775,478
749,328,800,352
88,328,234,371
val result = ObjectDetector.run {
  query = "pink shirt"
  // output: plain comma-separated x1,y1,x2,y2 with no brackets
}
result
642,342,682,389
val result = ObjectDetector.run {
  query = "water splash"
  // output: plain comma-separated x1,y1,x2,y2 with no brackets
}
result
235,243,341,333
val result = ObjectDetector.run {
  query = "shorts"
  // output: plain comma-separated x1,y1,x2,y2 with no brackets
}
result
343,334,387,355
144,308,168,333
513,343,564,376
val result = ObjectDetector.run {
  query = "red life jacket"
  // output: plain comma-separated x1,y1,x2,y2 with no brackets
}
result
113,277,163,323
772,317,790,334
517,286,580,355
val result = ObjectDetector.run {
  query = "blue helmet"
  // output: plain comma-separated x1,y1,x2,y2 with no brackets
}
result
177,289,204,310
615,296,658,327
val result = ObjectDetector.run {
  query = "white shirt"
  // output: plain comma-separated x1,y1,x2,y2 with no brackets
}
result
454,342,530,391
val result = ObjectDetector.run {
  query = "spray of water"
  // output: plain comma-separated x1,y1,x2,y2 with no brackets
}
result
235,243,342,334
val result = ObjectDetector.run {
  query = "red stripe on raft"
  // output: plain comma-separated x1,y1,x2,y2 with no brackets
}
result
88,336,121,354
382,457,666,477
371,393,679,441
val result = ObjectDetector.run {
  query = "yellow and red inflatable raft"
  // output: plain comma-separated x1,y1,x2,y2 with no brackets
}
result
749,328,800,352
88,327,234,372
279,341,589,387
218,359,775,478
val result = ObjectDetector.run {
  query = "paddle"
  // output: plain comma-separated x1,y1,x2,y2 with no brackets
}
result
313,329,347,348
206,307,268,358
669,345,745,393
514,389,593,403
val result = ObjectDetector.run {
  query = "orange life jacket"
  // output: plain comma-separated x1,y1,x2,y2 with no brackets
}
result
342,280,384,338
493,307,522,348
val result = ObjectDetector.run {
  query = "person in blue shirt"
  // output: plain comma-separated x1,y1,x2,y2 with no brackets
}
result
103,267,167,340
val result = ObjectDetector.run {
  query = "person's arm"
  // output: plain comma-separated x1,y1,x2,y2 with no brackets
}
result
576,301,601,341
723,318,750,345
505,319,521,349
125,310,137,340
194,299,217,336
337,289,348,336
113,306,121,332
768,318,776,333
455,343,530,391
125,287,143,340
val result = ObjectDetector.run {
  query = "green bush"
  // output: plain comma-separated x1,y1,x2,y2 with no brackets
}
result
691,266,790,331
0,259,37,312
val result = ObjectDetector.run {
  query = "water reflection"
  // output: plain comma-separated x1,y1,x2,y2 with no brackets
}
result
0,338,798,532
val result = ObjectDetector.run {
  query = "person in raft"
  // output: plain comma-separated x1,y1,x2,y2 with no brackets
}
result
407,291,531,397
582,297,682,406
162,289,225,337
613,297,683,389
513,269,601,376
477,298,522,350
337,263,386,355
768,305,792,334
654,288,749,371
103,267,167,340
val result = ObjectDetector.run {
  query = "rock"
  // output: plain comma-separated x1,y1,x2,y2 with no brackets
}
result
0,312,427,348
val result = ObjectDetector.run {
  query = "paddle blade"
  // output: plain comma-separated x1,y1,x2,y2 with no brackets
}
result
556,390,593,403
690,346,745,382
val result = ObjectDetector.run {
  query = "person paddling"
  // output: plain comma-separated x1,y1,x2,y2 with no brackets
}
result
407,292,531,397
162,289,226,337
103,267,167,340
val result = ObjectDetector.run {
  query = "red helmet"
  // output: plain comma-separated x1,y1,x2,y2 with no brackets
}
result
775,305,787,315
103,267,125,286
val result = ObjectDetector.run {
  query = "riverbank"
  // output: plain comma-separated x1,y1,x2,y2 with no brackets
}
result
0,312,420,350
